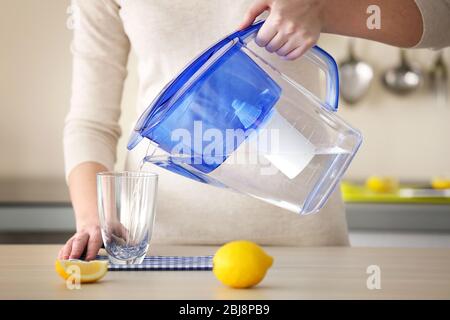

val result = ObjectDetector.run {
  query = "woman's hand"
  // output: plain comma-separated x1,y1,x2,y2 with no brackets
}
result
60,162,107,261
239,0,326,60
59,224,102,261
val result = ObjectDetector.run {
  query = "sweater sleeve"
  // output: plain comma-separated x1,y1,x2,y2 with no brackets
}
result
414,0,450,49
63,0,130,180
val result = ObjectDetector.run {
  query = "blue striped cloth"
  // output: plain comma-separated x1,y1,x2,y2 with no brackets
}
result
96,255,213,271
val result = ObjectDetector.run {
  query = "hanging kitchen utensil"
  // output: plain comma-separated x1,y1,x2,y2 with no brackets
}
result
382,49,423,95
429,51,448,107
339,39,374,104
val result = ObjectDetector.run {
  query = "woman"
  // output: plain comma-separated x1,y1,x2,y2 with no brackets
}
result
60,0,450,260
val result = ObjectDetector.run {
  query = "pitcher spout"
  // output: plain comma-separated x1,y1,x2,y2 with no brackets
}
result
127,131,144,150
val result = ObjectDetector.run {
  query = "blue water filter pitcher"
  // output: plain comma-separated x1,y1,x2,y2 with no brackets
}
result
128,21,362,214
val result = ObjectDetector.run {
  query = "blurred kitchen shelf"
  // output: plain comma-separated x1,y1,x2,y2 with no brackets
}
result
0,231,72,244
1,178,449,234
0,178,70,203
341,181,450,232
346,203,450,232
1,202,449,234
341,181,450,204
0,204,75,232
0,178,74,232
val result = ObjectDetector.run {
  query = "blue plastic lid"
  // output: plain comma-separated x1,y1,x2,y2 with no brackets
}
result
132,23,264,130
128,20,340,150
128,22,267,150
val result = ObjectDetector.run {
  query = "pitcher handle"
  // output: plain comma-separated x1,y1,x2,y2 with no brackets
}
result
305,47,339,111
232,20,339,112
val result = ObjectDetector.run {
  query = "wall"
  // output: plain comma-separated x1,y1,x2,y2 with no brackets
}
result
0,1,449,184
0,0,139,179
0,0,71,179
318,34,450,181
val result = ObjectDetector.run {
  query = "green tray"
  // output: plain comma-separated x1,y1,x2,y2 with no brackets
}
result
341,182,450,204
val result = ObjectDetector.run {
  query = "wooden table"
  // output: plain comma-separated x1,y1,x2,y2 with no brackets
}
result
0,245,449,299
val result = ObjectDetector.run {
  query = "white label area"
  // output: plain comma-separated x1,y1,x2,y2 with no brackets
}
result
259,110,315,179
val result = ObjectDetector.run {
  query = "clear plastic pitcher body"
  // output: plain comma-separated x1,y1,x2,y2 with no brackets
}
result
128,21,362,214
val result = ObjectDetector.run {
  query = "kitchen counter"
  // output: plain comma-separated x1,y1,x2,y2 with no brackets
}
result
0,245,449,299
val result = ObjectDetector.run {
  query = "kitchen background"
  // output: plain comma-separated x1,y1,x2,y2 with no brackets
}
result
1,0,449,246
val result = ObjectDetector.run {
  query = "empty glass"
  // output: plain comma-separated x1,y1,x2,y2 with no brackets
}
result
97,172,158,264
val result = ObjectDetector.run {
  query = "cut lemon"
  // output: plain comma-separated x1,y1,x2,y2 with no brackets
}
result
55,259,108,283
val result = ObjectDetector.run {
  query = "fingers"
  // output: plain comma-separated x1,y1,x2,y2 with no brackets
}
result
284,38,316,60
239,0,270,30
58,227,103,261
240,1,318,59
255,18,278,47
85,231,103,261
58,247,64,260
118,224,130,241
69,233,89,259
257,24,314,59
265,32,288,53
276,37,298,57
275,34,313,58
61,237,74,260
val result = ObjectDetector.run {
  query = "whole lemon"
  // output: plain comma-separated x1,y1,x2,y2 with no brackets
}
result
366,176,398,193
213,240,273,289
431,177,450,190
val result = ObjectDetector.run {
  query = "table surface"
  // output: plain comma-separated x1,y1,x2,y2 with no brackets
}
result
1,245,449,299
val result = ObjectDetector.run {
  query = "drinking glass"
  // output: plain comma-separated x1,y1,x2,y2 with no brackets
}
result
97,171,158,264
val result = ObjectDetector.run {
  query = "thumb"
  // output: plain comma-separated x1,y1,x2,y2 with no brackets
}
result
238,0,270,30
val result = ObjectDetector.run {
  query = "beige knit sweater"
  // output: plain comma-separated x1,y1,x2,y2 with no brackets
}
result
64,0,450,246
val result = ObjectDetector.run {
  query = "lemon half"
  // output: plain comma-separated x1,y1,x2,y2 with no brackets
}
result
55,259,108,283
